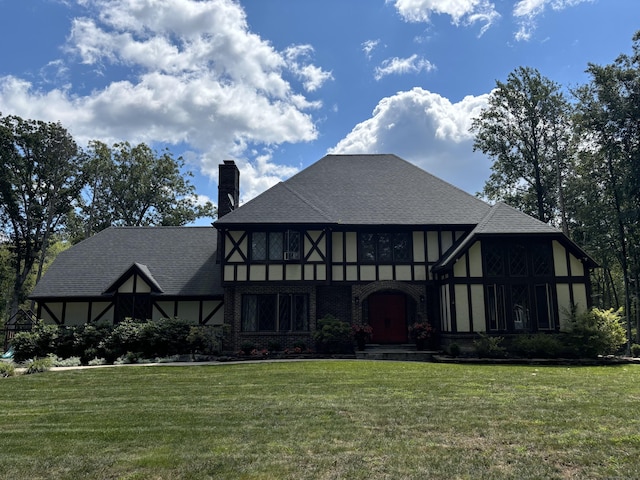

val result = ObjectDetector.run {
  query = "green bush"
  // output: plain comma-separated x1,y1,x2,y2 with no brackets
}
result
473,333,506,358
98,319,145,362
24,356,53,375
313,315,353,354
631,344,640,358
187,326,223,355
0,362,16,377
137,318,191,358
563,307,627,357
11,320,59,362
510,334,564,358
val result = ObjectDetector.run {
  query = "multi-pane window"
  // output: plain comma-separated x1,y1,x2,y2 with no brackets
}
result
241,294,309,332
251,230,300,261
359,232,411,263
484,240,556,332
486,283,555,332
484,240,553,278
115,293,151,323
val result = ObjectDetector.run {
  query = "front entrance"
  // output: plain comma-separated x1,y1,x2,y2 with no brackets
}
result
367,293,407,344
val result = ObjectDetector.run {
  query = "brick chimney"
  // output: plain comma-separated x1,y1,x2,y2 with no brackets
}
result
218,160,239,218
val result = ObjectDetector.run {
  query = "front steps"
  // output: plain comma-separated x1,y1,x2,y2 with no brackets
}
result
355,344,440,362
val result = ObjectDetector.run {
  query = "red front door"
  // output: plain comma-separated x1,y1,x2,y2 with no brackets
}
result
368,293,407,344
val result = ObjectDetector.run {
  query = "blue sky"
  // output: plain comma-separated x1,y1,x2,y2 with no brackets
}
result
0,0,638,224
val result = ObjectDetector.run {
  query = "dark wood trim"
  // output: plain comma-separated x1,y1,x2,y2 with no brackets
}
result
224,231,248,262
202,301,224,325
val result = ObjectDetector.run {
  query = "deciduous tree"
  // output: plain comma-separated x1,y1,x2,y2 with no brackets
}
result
0,114,84,319
471,67,573,231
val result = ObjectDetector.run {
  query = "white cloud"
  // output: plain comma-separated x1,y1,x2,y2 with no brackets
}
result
362,39,381,59
330,87,492,194
0,0,330,202
513,0,593,41
374,54,436,80
284,45,334,92
389,0,500,36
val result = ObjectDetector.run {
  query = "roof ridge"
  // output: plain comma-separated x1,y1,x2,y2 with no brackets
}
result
279,182,335,223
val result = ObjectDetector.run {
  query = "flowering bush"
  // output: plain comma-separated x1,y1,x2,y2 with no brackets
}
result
351,324,373,337
409,322,432,341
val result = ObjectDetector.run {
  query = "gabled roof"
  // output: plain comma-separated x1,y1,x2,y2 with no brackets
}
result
30,227,222,299
434,202,598,271
102,262,164,294
215,154,491,226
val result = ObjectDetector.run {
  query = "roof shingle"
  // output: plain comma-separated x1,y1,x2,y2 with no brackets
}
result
30,227,221,298
216,154,491,226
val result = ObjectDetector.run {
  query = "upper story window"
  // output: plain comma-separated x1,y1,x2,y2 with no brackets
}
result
359,232,411,263
251,230,300,262
484,240,553,278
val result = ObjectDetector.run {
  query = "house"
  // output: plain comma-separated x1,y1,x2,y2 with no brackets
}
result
30,154,596,352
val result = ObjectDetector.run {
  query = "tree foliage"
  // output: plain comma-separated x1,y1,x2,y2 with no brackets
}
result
571,31,640,347
0,114,84,319
76,141,215,239
471,67,573,230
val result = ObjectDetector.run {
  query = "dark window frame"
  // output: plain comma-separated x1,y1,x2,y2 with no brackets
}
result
250,230,301,262
358,231,412,264
241,293,309,332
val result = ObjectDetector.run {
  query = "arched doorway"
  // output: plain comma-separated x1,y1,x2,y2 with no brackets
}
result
366,292,411,344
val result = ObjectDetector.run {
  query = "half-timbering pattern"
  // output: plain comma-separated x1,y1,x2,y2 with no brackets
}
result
32,154,596,353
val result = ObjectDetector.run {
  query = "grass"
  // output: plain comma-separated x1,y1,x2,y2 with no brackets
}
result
1,361,640,479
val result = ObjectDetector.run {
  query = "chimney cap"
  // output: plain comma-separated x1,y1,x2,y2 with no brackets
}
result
223,159,236,165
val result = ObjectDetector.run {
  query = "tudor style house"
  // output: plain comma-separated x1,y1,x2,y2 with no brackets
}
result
30,154,596,352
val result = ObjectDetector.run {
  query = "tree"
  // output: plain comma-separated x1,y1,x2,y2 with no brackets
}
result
572,32,640,351
0,114,84,319
471,67,573,231
76,141,215,239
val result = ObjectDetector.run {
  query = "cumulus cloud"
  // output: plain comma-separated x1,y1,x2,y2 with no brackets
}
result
330,87,492,194
374,54,436,80
389,0,501,36
0,0,332,202
513,0,593,41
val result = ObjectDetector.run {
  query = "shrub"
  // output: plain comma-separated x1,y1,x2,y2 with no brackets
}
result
0,362,16,377
313,315,353,354
138,318,191,358
473,333,506,358
267,341,282,352
11,320,58,362
563,307,627,357
631,344,640,358
510,334,564,358
448,343,461,357
98,319,144,363
24,356,53,375
186,325,223,355
47,354,82,367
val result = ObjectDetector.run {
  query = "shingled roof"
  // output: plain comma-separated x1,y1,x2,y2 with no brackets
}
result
434,202,597,271
30,227,222,299
215,154,491,226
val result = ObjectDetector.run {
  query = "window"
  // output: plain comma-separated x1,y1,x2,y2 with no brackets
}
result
535,284,555,329
250,230,300,261
484,240,553,278
486,284,506,331
242,294,309,332
115,293,151,323
358,232,411,263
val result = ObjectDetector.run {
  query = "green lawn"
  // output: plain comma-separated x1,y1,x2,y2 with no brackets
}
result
1,360,640,479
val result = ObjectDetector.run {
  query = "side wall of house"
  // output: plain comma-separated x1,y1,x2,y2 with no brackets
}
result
442,238,591,335
37,273,223,326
